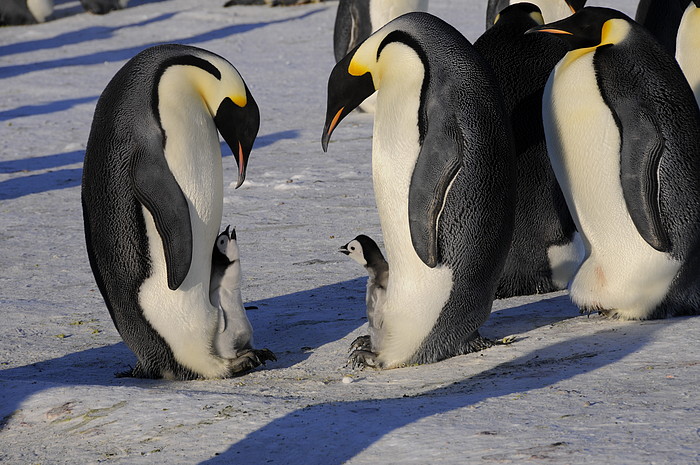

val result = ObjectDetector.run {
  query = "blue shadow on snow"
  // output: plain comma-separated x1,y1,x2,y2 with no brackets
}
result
0,96,98,122
0,8,326,79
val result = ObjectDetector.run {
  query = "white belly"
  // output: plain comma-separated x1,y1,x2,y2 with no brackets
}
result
509,0,573,23
372,71,452,367
676,4,700,109
138,104,228,378
543,51,681,319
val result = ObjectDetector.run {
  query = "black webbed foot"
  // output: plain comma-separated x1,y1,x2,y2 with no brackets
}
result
229,348,276,376
347,349,379,369
349,335,372,353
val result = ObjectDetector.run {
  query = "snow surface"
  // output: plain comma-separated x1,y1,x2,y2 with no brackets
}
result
1,0,699,463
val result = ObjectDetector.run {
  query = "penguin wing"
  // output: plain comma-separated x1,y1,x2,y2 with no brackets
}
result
408,118,463,268
131,141,193,290
617,99,672,252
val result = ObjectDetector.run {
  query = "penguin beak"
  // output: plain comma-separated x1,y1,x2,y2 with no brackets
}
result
214,89,260,189
338,244,350,255
321,51,376,152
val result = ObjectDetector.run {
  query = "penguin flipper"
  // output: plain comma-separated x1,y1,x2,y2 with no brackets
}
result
131,144,193,290
618,103,672,252
408,122,462,268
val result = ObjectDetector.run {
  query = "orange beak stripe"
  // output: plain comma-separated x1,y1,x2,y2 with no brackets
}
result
538,28,573,35
238,141,245,177
328,107,345,136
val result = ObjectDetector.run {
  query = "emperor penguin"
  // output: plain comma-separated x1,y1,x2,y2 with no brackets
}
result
676,0,700,108
474,3,582,298
485,0,586,30
531,7,700,319
634,0,690,55
0,0,53,25
333,0,429,112
339,235,389,357
82,44,274,379
80,0,128,15
322,12,516,368
210,226,267,361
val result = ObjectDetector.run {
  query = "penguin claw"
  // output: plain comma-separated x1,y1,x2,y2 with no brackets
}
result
228,348,276,376
347,349,379,370
349,335,372,353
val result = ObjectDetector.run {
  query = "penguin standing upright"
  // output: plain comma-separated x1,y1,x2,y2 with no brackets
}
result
339,235,389,356
210,226,266,361
475,3,581,298
82,44,274,379
676,0,700,108
634,0,690,55
0,0,53,25
323,12,516,368
333,0,429,112
485,0,586,30
531,7,700,319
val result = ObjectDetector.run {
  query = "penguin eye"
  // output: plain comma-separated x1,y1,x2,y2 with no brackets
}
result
350,246,356,251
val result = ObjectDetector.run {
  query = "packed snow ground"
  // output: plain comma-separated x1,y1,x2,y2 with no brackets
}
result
1,0,698,463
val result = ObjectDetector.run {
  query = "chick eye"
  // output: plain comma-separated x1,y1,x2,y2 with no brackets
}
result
350,246,355,251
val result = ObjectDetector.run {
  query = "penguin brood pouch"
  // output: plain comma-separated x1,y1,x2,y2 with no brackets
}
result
82,44,274,380
323,12,516,369
531,7,700,320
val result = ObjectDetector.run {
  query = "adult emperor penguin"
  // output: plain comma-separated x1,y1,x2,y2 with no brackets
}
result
531,7,700,319
80,0,127,15
676,0,700,108
339,235,389,356
634,0,690,55
82,44,274,379
485,0,586,30
323,12,516,368
474,3,581,298
333,0,429,112
0,0,53,25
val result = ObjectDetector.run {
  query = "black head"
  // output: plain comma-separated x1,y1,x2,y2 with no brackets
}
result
528,7,632,50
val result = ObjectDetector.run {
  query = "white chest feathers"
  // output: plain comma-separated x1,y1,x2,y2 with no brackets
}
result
27,0,53,22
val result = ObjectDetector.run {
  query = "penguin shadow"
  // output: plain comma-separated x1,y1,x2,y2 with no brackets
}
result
0,150,84,200
201,317,682,465
244,278,368,369
0,13,176,57
0,341,140,431
0,96,98,122
221,129,300,155
0,7,327,79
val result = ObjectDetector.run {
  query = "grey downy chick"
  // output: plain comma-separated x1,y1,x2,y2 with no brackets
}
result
209,226,255,359
339,234,389,358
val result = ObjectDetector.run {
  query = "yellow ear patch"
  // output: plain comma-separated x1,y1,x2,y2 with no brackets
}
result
230,93,247,107
348,58,370,77
600,19,631,46
530,11,545,25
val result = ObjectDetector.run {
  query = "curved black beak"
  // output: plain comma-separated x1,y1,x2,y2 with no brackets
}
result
214,86,260,189
322,51,376,152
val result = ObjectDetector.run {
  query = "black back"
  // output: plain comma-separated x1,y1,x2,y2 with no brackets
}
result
333,0,373,62
0,0,38,25
475,4,577,298
635,0,691,54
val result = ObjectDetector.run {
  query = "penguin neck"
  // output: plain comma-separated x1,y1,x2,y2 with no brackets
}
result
157,66,224,284
372,48,426,274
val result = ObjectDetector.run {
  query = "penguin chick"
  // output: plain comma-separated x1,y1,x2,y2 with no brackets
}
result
210,226,256,361
339,235,388,356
